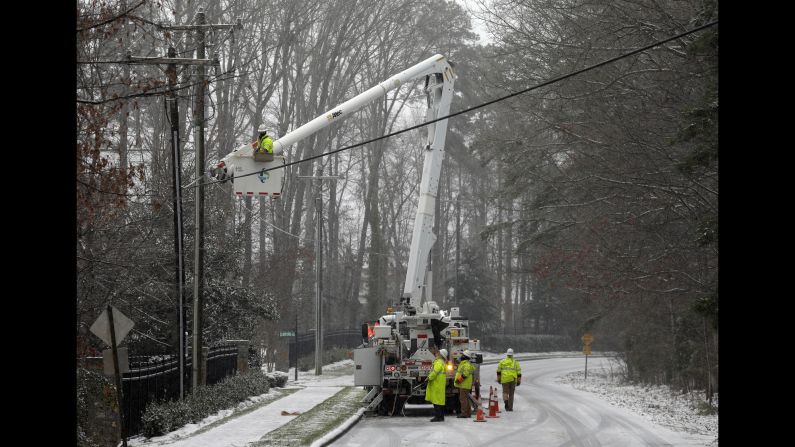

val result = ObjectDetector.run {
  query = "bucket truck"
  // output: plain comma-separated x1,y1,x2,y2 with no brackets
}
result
211,54,482,416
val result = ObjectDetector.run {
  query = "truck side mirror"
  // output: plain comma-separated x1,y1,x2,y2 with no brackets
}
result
361,323,369,339
475,354,483,364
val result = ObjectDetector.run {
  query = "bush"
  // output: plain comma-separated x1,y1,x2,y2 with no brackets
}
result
141,369,270,438
482,334,576,353
265,371,289,388
697,400,718,415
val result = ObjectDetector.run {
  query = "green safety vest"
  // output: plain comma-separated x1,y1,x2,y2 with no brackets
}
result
497,357,521,384
454,359,475,390
257,135,273,154
425,357,446,405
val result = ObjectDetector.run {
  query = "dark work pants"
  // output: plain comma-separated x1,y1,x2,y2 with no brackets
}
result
434,404,445,420
502,381,516,410
458,388,472,416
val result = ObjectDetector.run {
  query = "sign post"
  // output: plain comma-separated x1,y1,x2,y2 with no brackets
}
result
280,329,298,381
90,305,134,447
581,333,594,381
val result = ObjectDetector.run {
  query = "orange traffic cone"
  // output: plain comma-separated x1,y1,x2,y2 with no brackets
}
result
486,386,500,418
474,404,487,422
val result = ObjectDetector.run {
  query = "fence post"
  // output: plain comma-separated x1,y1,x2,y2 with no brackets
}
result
201,346,209,385
236,341,250,374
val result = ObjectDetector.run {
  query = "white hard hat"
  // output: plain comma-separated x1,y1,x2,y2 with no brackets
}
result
257,124,267,133
439,348,448,359
507,348,514,355
462,349,471,358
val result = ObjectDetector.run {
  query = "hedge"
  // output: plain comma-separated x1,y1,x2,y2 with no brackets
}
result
141,368,281,438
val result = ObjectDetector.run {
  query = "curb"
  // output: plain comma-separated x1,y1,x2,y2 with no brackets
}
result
309,407,366,447
480,352,611,366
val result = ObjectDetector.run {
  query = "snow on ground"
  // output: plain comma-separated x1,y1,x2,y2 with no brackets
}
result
556,359,719,446
480,350,584,361
127,387,297,447
127,360,356,447
286,359,355,388
128,354,719,447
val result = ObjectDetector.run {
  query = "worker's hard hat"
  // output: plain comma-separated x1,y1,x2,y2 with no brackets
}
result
462,349,471,358
439,348,448,359
507,348,514,356
257,125,268,133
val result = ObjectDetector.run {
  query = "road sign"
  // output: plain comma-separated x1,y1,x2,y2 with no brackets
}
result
280,331,296,337
90,306,134,347
581,333,593,345
583,346,592,355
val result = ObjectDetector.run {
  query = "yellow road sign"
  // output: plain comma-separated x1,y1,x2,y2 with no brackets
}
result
583,346,592,355
581,333,594,345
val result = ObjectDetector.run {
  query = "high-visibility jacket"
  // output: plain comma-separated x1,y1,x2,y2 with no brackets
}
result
454,359,475,390
257,135,273,154
497,357,521,384
425,357,446,405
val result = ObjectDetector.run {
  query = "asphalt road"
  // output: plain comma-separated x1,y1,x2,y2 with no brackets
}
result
330,357,703,447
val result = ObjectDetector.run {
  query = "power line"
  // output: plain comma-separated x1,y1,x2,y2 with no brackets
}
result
76,0,147,32
193,20,718,190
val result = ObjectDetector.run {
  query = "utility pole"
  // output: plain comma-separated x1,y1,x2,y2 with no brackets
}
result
128,40,221,398
192,7,208,390
157,9,241,390
315,194,322,375
298,175,342,375
166,45,187,399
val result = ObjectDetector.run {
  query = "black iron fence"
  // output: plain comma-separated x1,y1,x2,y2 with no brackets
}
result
121,343,241,437
206,344,238,386
121,355,192,437
288,328,364,366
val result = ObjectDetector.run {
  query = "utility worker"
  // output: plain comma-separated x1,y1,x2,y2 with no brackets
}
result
254,125,274,162
496,348,522,411
425,347,448,422
454,349,475,418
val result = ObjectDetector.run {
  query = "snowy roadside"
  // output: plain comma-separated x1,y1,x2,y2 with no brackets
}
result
125,360,356,447
556,361,719,446
251,386,366,447
126,386,299,447
480,350,595,362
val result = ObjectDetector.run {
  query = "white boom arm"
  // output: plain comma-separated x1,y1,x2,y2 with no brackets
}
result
214,54,455,311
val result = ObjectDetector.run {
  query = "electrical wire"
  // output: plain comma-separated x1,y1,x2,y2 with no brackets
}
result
76,0,147,32
191,20,718,190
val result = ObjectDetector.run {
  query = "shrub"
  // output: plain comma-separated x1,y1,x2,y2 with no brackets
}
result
141,369,270,438
265,371,289,388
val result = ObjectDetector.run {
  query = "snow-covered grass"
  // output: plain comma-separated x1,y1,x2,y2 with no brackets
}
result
286,359,355,387
128,387,299,446
556,360,719,446
251,386,367,447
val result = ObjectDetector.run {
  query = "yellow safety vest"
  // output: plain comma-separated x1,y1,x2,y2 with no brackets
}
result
497,357,521,384
454,359,475,390
425,357,446,405
257,135,273,154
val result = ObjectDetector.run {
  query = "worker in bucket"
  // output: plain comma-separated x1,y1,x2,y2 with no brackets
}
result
454,349,475,418
254,125,274,162
496,348,522,411
426,347,448,422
